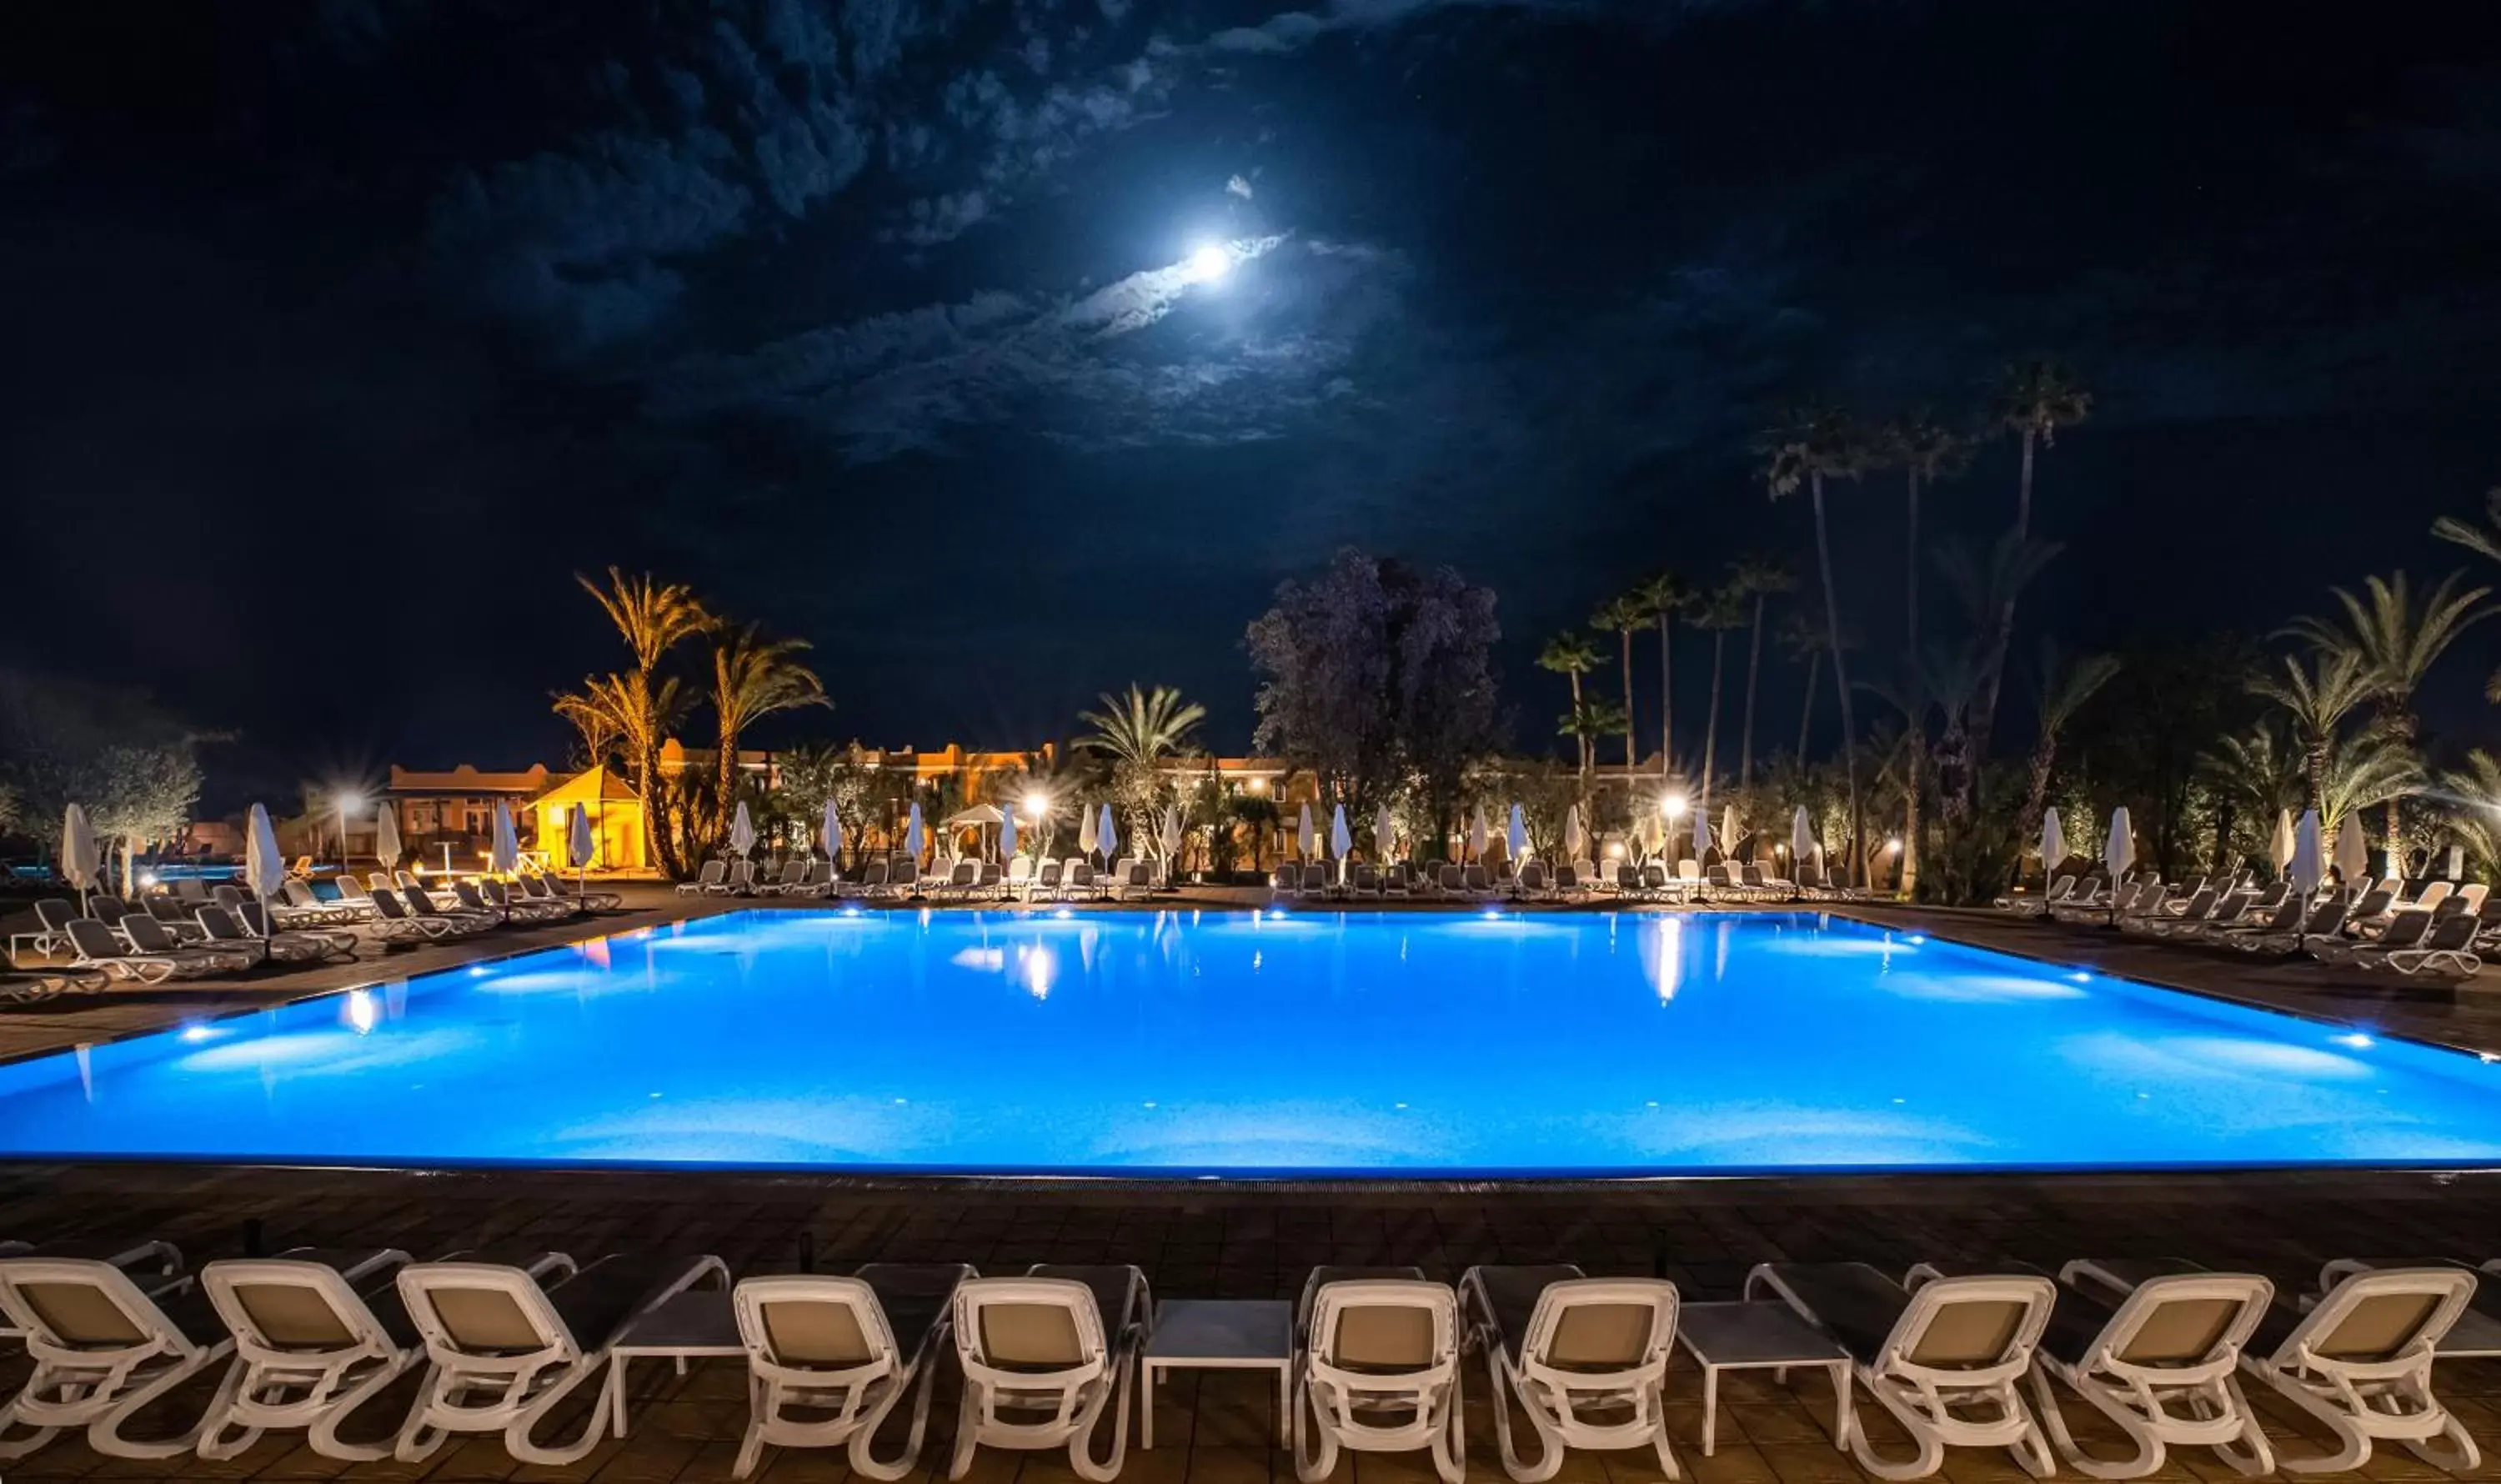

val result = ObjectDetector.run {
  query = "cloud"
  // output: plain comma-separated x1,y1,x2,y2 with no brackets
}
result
1227,173,1256,199
648,234,1410,460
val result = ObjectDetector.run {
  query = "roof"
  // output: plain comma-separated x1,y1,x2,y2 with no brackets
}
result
533,765,642,809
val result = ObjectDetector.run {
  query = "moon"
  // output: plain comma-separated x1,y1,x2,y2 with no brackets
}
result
1186,243,1232,283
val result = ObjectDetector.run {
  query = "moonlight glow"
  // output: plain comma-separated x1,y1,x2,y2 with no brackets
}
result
1186,243,1231,283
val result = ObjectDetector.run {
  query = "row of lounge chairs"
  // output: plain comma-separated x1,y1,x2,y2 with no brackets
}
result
9,1239,2483,1480
1270,857,1872,905
16,872,621,983
2014,871,2493,979
676,855,1171,903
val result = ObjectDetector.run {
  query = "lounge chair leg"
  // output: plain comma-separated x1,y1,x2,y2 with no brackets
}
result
0,1413,61,1460
1485,1354,1561,1483
948,1381,982,1480
2209,1380,2275,1480
1845,1377,1947,1483
850,1356,942,1481
193,1356,263,1461
306,1353,415,1462
2257,1370,2370,1475
505,1358,612,1466
88,1349,224,1459
2403,1414,2479,1474
1433,1372,1467,1484
2031,1365,2159,1479
1067,1350,1134,1483
1293,1377,1341,1483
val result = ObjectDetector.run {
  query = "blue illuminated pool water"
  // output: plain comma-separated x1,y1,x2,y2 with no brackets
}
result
4,910,2499,1177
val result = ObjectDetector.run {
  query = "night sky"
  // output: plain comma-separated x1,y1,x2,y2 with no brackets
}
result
7,1,2500,792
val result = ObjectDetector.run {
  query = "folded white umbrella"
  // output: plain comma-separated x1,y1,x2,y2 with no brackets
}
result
728,801,756,858
821,800,842,861
1080,804,1100,855
999,805,1018,863
2289,808,2324,895
2038,808,2065,871
2334,816,2369,884
245,803,287,937
2269,809,2297,873
1506,803,1528,862
1375,804,1396,861
1097,803,1119,860
1641,811,1664,857
1468,804,1488,862
2103,805,2134,881
60,803,99,905
490,800,521,875
905,801,925,862
1792,805,1817,865
1721,804,1740,855
1162,803,1182,858
1690,807,1711,861
1330,803,1352,859
569,804,596,877
1297,802,1315,860
2449,845,2466,880
1563,805,1585,860
375,802,403,870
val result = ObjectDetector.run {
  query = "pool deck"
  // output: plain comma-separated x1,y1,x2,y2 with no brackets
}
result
6,889,2501,1481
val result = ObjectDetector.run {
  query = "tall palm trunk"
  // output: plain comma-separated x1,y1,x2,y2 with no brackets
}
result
1617,632,1637,770
1901,466,1922,898
1739,593,1766,785
1656,613,1675,776
1702,629,1727,815
1796,647,1820,770
1968,429,2036,772
717,724,740,824
1812,472,1867,886
1566,670,1588,777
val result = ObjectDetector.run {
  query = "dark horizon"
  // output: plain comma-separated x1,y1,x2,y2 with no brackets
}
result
7,1,2501,806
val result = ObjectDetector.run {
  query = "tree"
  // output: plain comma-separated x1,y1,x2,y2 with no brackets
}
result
0,670,207,887
566,569,713,876
1690,584,1749,813
1246,549,1500,848
1078,684,1208,849
2441,750,2501,880
1727,558,1794,788
1971,360,2090,762
1560,699,1629,787
1536,632,1602,778
712,625,829,812
1777,612,1825,771
1591,595,1648,771
2201,720,2306,871
2283,570,2492,860
1636,572,1693,777
1761,403,1875,885
1881,414,1967,895
2247,648,2373,810
2018,642,2122,848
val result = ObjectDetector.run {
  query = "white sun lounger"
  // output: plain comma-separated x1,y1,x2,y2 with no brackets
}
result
195,1246,424,1461
732,1262,974,1479
1747,1260,2056,1481
1459,1264,1679,1481
0,1254,234,1459
949,1264,1150,1481
1293,1267,1466,1484
393,1251,727,1465
677,860,727,895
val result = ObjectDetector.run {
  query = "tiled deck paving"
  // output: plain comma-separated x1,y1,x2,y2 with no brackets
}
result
4,887,2500,1481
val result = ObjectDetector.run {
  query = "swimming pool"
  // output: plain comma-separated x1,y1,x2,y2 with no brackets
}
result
3,909,2498,1177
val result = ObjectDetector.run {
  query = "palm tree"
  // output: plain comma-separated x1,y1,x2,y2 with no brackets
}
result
1885,414,1970,658
712,625,829,809
1931,533,2063,825
566,569,713,872
1777,612,1825,771
1972,361,2090,760
2283,570,2493,860
2441,749,2501,879
1560,698,1628,785
1761,404,1875,884
2018,642,2122,847
1538,633,1603,791
2433,490,2501,699
1726,558,1793,788
2247,648,2374,810
1591,596,1648,771
1691,584,1750,815
1077,684,1209,844
1636,572,1693,776
2201,720,2306,870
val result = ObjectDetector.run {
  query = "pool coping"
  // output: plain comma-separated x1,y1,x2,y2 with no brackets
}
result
10,900,2501,1191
